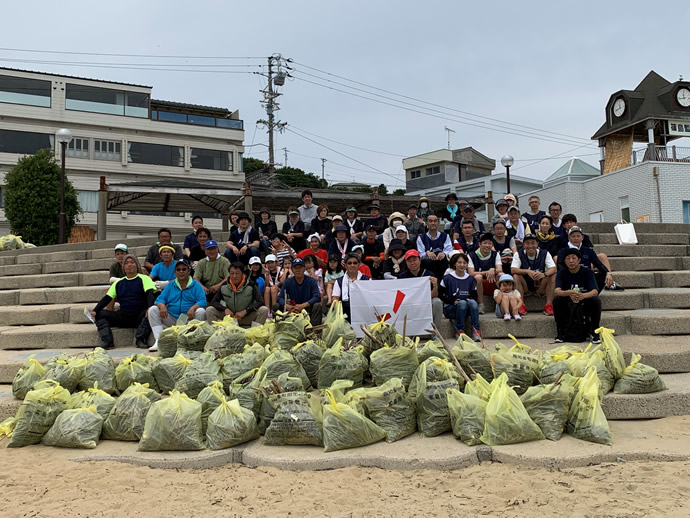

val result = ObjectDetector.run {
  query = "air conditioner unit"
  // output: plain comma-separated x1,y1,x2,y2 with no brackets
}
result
120,211,128,218
184,212,192,221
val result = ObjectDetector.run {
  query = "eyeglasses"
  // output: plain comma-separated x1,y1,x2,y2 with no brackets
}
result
175,268,188,272
345,261,359,266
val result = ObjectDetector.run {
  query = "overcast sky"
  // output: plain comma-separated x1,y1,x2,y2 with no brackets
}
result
3,0,688,190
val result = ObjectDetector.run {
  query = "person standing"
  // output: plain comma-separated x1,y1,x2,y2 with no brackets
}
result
298,189,318,232
521,195,546,234
183,215,204,258
404,204,426,242
277,258,323,325
283,207,307,252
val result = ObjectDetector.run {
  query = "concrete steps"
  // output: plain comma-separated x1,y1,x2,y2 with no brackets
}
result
594,244,689,257
593,233,689,245
0,323,142,350
0,271,109,291
0,285,108,306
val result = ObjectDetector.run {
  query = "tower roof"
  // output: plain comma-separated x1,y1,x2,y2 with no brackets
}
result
545,157,600,183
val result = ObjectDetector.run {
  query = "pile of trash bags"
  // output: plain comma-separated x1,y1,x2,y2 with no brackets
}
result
0,233,36,251
0,321,668,452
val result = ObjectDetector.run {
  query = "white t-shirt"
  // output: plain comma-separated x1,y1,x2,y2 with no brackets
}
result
510,251,555,270
467,252,502,270
332,271,364,302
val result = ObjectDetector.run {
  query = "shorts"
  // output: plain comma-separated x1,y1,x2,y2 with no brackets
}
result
495,304,504,318
524,275,544,294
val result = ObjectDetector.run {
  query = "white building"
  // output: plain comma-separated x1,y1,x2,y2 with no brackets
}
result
0,68,245,240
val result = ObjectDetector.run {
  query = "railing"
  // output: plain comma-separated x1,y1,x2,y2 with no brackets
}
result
632,145,690,165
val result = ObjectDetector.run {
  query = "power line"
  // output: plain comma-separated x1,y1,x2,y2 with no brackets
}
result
0,47,264,59
0,58,259,74
0,58,262,67
292,60,592,145
288,124,407,157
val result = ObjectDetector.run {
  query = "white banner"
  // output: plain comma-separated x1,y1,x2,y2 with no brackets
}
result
350,277,433,337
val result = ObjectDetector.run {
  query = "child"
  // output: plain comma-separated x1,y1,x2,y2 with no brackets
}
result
440,252,481,341
264,254,287,312
303,254,325,298
324,253,345,305
248,256,266,296
494,274,522,321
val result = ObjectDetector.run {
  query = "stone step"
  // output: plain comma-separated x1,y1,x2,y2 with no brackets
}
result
0,323,142,350
0,285,109,306
0,271,109,291
578,222,690,234
657,270,690,288
592,233,690,245
1,304,77,326
610,271,655,288
608,256,680,271
594,244,689,257
8,246,149,265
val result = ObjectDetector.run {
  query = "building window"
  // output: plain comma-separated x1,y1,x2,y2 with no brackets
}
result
620,196,630,222
0,129,53,155
94,139,121,161
67,137,90,159
151,109,244,130
190,148,232,171
0,75,51,108
0,186,5,208
410,170,421,179
76,190,98,212
425,166,440,176
238,152,244,172
66,84,149,118
127,142,183,167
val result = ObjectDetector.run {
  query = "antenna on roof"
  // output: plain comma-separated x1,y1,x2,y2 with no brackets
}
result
680,74,684,81
444,126,456,149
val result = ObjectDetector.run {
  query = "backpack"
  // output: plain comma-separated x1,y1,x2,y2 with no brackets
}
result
563,301,590,343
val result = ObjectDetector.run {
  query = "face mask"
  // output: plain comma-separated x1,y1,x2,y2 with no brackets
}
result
420,203,428,209
392,220,402,227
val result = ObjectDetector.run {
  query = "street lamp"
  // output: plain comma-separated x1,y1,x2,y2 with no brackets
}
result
56,128,73,244
501,155,514,196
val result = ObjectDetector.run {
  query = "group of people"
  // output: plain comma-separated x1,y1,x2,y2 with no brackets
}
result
93,189,621,350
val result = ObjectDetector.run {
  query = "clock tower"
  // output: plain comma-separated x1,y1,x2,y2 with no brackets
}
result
592,71,690,174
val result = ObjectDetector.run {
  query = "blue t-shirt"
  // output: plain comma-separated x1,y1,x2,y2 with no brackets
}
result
183,232,199,251
150,261,177,281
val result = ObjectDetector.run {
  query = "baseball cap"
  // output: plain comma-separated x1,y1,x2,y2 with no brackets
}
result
497,274,514,285
352,244,364,252
114,243,128,252
395,225,408,234
264,254,277,263
404,249,420,260
345,206,357,213
291,257,306,267
522,234,538,242
495,199,509,208
461,204,474,212
288,209,299,215
388,239,407,252
568,225,583,235
365,224,378,232
563,248,582,259
501,249,514,258
335,224,348,232
176,259,191,269
204,239,219,249
332,214,344,221
249,256,262,265
507,205,520,213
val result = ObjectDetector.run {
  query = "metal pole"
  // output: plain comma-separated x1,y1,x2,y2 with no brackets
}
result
267,58,275,173
59,141,66,244
505,165,511,195
321,158,327,180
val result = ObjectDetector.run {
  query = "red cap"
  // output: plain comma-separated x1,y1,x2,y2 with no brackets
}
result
404,249,420,260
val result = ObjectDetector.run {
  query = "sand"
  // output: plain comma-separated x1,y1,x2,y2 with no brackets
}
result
1,443,689,517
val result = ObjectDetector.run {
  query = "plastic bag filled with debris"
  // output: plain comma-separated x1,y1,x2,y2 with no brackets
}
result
177,319,215,353
322,389,386,452
416,378,460,437
227,367,266,418
322,301,357,347
221,343,268,393
490,336,542,395
416,340,451,363
273,309,311,350
262,348,311,390
138,390,205,451
206,398,260,450
174,351,223,399
452,335,493,382
41,406,103,449
258,372,304,435
152,353,192,394
360,320,397,357
408,358,464,401
613,353,667,394
362,378,416,443
263,391,323,446
43,356,87,393
447,388,487,446
480,373,545,446
7,380,71,447
317,339,365,390
205,317,247,357
520,380,574,441
369,345,419,389
102,383,161,441
79,347,117,394
115,354,158,393
291,340,325,388
70,383,117,420
540,345,582,384
586,349,616,397
245,321,274,347
567,366,612,445
597,327,626,380
196,380,227,436
464,373,494,401
158,326,182,358
12,356,46,400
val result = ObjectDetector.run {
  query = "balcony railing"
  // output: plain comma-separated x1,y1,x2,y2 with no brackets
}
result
632,145,690,165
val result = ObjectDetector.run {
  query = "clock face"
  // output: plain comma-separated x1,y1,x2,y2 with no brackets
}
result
678,88,690,107
613,98,626,117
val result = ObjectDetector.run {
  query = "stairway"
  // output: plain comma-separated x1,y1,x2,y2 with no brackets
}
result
1,225,689,422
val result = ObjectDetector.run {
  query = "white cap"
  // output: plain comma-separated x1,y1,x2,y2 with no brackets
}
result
249,256,262,265
114,243,128,252
308,233,321,242
264,254,277,263
332,214,343,221
448,249,461,258
352,244,364,252
395,225,408,234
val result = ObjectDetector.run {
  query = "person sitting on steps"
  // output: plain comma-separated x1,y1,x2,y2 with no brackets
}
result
511,234,557,316
467,232,502,314
206,262,268,327
440,252,481,341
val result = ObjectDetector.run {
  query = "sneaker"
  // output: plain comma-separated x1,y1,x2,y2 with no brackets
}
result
472,328,482,342
513,314,522,321
554,336,565,343
454,330,466,338
543,303,554,316
590,333,601,344
148,344,159,352
504,313,511,320
478,304,486,315
519,303,527,316
606,282,625,291
135,339,148,349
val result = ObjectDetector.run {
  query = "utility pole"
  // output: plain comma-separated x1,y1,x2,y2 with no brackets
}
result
282,147,288,167
444,126,455,150
256,54,291,173
321,158,327,180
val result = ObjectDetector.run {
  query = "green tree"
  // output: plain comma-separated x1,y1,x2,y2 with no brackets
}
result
242,157,266,174
275,167,328,189
377,183,389,195
4,148,82,246
392,188,406,196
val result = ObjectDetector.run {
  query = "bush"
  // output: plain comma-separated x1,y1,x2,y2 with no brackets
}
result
4,148,82,246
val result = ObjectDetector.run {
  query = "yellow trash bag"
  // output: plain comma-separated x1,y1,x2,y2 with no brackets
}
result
273,309,311,350
228,367,266,419
596,327,626,380
565,343,594,377
12,355,46,400
152,353,192,394
196,381,227,436
490,335,541,395
205,318,247,357
221,343,268,392
158,325,183,358
408,358,464,401
70,382,117,420
41,406,103,449
613,353,667,394
79,347,117,394
115,354,159,393
206,398,260,450
567,366,612,445
361,320,398,357
479,373,544,446
323,300,357,347
540,345,582,384
452,334,493,381
245,321,274,346
322,389,386,452
43,356,87,393
264,391,323,446
520,381,574,441
416,340,451,363
291,340,325,388
317,339,364,390
447,388,487,446
370,345,419,389
174,351,222,399
0,417,16,438
363,378,416,443
585,349,615,397
138,390,205,451
8,380,72,447
102,382,161,441
258,372,304,435
464,372,494,401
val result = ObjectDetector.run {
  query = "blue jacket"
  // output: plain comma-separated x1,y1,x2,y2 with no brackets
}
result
155,278,207,319
277,275,321,307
